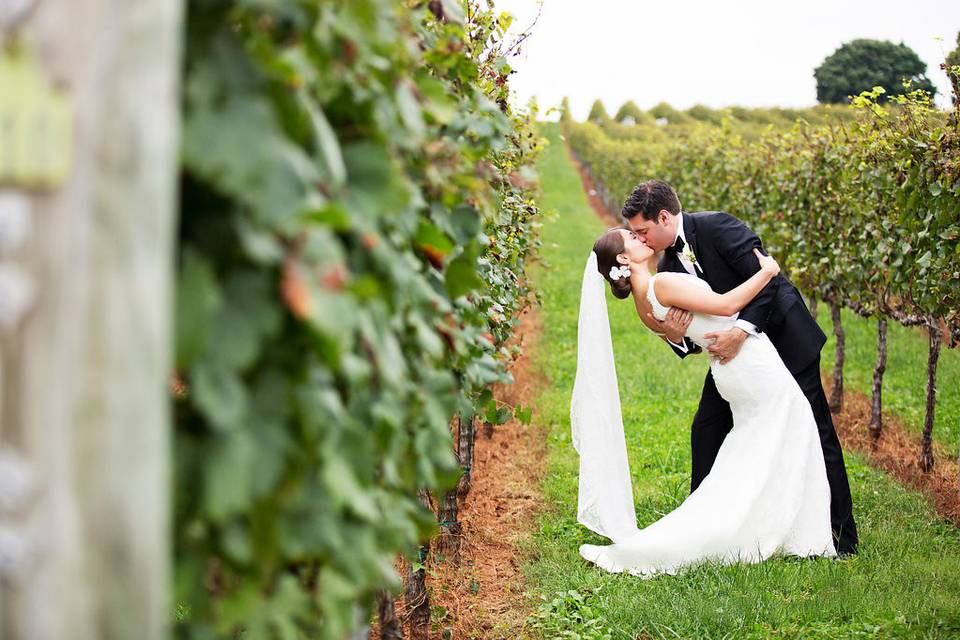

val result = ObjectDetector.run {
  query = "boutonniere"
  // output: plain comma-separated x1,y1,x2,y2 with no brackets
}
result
680,245,704,273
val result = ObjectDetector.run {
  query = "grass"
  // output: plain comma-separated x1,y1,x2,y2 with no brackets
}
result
519,122,960,639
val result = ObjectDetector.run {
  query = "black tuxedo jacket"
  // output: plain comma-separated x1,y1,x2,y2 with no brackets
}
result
656,211,826,375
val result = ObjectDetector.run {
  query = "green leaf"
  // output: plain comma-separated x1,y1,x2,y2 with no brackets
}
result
483,400,511,426
206,303,262,371
302,203,352,231
514,404,533,425
298,89,346,187
268,576,313,640
415,219,454,257
306,288,357,355
450,204,482,243
342,140,412,223
395,81,426,141
216,582,262,632
237,219,284,264
444,241,483,299
191,362,248,431
175,252,222,369
204,431,256,521
183,90,312,229
416,74,458,125
221,520,253,565
323,456,379,521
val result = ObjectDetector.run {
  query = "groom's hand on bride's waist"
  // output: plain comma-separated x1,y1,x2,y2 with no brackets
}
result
648,307,692,344
704,327,749,364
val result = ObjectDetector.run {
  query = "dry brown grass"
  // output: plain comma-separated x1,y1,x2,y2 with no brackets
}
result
827,375,960,525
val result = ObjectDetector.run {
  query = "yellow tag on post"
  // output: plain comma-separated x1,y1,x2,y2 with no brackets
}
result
0,43,73,189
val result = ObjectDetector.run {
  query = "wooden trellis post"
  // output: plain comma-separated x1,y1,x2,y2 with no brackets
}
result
0,1,182,638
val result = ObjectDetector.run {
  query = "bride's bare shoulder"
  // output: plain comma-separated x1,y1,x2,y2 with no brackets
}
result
652,271,685,288
653,272,703,300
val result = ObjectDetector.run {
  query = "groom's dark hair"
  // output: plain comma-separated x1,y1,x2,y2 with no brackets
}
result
621,180,681,221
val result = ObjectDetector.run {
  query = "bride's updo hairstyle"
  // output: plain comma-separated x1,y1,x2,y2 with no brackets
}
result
592,229,632,300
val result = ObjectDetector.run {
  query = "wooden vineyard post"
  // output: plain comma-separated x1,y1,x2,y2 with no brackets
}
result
404,490,433,640
0,1,182,639
456,412,476,499
828,296,845,414
919,320,942,472
376,589,405,640
436,487,462,561
868,318,888,442
437,413,476,560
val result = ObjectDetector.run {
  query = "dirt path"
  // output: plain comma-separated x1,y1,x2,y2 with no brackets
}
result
567,145,621,226
426,307,549,638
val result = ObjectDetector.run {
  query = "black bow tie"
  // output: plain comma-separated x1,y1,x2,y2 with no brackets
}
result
669,236,685,254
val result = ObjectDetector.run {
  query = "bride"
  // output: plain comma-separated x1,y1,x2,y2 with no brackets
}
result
571,227,836,578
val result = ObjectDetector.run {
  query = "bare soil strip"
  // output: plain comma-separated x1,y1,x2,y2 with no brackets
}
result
424,307,549,638
826,376,960,525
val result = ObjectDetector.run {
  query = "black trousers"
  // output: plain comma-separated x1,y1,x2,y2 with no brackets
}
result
690,353,859,556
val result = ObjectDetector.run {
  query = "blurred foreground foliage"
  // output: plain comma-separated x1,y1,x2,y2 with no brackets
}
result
174,1,543,637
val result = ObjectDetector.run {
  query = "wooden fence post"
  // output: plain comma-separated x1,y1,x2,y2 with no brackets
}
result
0,1,182,638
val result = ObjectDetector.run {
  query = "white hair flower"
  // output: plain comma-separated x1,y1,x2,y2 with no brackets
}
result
608,265,631,280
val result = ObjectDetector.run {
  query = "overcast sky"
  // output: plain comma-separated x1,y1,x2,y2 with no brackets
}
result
491,0,960,118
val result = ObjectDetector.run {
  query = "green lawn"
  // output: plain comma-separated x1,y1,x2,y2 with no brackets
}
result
519,122,960,640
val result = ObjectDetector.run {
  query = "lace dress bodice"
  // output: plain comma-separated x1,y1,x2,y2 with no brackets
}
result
647,273,739,350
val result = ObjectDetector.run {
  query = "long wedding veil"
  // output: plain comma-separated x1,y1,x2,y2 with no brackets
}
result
570,251,639,543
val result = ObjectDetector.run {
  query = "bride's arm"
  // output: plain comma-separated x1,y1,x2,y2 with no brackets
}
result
632,300,695,350
628,282,695,349
630,294,670,334
655,249,780,316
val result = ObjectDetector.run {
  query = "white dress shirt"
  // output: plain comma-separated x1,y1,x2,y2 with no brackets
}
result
665,212,759,354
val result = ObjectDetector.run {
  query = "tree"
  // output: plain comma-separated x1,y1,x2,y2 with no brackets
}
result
559,96,572,123
946,31,960,105
649,101,691,125
814,39,937,103
614,100,645,124
686,104,723,124
587,99,610,123
947,31,960,69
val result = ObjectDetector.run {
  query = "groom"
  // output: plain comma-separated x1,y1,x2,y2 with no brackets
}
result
622,180,859,557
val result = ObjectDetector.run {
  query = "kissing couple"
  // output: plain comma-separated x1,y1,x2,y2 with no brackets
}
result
570,180,858,577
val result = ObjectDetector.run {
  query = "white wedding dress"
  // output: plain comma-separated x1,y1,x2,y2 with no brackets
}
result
574,266,836,578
